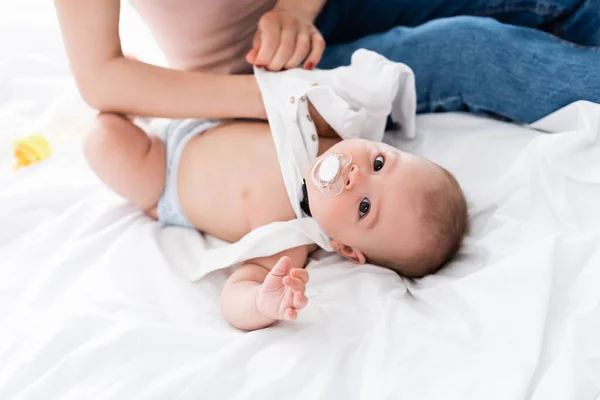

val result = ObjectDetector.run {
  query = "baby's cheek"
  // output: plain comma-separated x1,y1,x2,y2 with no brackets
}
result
312,201,338,231
323,204,348,235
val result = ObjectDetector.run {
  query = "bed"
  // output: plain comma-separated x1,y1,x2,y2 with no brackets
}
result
1,1,599,399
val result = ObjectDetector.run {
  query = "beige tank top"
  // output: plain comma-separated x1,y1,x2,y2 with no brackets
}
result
130,0,276,74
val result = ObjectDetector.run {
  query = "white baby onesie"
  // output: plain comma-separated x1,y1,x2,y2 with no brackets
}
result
185,49,417,281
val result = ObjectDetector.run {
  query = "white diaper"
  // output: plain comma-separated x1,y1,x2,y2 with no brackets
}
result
156,118,220,227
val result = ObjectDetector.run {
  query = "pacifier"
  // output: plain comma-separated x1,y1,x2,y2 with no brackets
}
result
311,152,353,196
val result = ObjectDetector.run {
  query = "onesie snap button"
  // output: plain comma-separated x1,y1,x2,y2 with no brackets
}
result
290,96,295,104
311,134,317,141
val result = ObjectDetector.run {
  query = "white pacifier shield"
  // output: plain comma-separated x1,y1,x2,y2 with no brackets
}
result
311,152,353,197
319,156,340,182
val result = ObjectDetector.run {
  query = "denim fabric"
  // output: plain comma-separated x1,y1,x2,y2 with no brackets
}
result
316,0,600,123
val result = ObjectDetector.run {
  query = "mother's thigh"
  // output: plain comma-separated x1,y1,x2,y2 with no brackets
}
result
320,15,600,123
316,0,590,44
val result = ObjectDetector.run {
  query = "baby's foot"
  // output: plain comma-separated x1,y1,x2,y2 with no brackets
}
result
256,256,309,321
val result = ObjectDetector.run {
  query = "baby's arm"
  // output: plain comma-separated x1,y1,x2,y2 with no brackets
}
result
221,246,310,331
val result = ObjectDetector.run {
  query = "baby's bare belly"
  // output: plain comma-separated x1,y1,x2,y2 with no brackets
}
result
177,121,296,243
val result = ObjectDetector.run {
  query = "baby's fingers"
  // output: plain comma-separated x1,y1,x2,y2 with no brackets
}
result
293,291,308,310
270,256,292,278
284,307,297,320
283,276,305,293
262,257,292,292
290,268,309,284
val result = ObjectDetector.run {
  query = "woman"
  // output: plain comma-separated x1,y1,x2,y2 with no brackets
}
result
55,0,600,125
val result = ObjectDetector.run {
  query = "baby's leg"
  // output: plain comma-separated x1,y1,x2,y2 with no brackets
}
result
84,113,165,214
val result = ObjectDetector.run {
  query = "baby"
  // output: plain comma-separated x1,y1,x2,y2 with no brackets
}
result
84,71,467,331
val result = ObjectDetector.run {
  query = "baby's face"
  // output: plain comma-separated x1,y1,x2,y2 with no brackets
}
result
304,139,445,263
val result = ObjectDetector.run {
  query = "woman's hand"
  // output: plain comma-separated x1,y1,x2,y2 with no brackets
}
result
246,5,326,71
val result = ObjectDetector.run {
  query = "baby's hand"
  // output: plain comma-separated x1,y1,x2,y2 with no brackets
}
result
256,256,309,321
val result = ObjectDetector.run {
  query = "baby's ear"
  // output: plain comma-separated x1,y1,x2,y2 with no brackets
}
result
330,240,366,264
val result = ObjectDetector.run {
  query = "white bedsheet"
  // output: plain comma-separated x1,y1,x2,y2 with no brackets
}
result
1,2,599,399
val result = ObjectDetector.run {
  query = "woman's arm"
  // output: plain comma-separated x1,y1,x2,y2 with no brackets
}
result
54,0,266,119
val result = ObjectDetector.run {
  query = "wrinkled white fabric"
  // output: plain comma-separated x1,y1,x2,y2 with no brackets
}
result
4,7,599,397
2,97,600,400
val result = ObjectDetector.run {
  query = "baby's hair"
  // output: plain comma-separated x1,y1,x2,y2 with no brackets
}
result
368,166,468,278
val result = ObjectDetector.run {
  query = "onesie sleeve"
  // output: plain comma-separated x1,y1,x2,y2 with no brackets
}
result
307,49,417,142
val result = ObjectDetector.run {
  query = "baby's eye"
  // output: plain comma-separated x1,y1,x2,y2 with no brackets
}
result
373,155,385,172
358,198,370,218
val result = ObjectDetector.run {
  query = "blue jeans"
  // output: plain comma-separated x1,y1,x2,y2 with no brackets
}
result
315,0,600,123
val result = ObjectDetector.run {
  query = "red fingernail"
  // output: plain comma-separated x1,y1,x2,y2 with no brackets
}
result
256,64,264,68
305,62,314,70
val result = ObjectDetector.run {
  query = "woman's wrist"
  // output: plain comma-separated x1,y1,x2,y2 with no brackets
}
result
238,74,267,120
273,0,326,22
186,73,266,120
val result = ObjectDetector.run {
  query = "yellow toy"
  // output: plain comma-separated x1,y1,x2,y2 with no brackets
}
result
13,134,52,169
